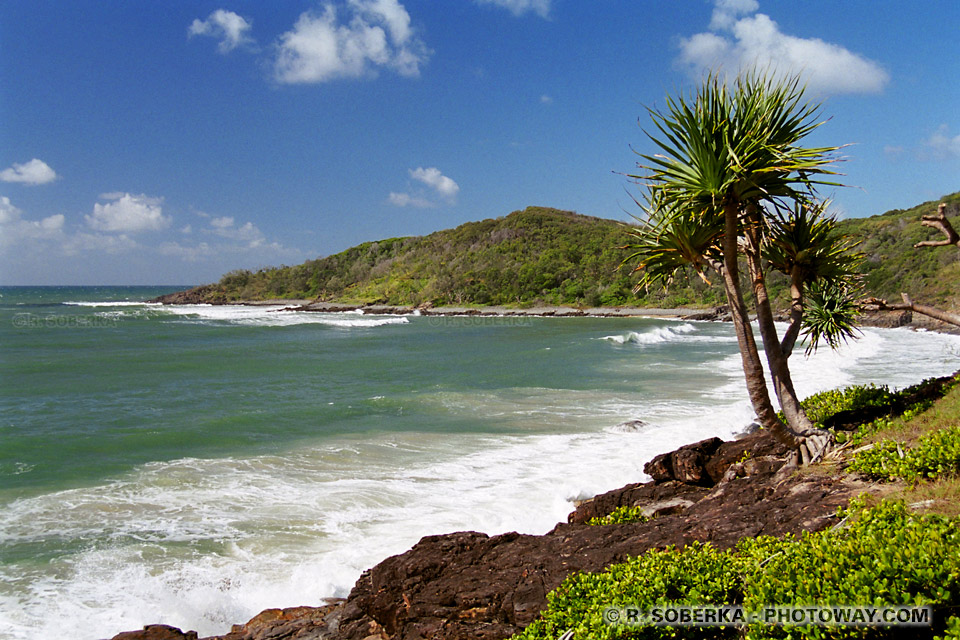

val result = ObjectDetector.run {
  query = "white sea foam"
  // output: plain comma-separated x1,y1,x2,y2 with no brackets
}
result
601,322,706,345
113,304,411,328
0,405,749,640
62,301,162,307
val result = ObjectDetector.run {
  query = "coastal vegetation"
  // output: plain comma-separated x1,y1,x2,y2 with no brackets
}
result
513,376,960,640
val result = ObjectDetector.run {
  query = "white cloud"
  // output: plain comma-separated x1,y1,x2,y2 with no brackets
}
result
85,193,171,233
925,125,960,158
204,216,267,247
391,167,459,207
540,94,553,104
63,232,138,256
0,196,20,225
273,0,429,83
676,1,889,95
189,9,255,53
388,191,433,208
410,167,459,200
210,215,235,229
158,241,214,262
0,159,59,185
708,0,759,31
0,196,66,246
474,0,551,18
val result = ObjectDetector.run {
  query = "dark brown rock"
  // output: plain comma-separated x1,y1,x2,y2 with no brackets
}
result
568,480,710,524
643,437,724,485
148,285,227,305
110,625,198,640
213,604,343,640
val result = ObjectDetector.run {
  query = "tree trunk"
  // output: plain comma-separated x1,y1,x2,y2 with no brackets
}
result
720,202,798,446
779,267,804,357
741,208,818,439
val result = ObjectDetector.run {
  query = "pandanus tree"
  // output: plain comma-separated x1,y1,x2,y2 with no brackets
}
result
626,72,861,462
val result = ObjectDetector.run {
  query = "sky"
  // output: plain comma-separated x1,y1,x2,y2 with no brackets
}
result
1,0,958,285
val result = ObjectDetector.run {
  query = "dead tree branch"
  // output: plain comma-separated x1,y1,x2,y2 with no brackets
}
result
861,293,960,328
915,202,960,248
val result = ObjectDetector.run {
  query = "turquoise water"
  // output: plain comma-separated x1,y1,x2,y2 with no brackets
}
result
2,286,959,639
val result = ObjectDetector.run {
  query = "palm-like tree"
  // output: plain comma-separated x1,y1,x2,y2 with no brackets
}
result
627,71,858,460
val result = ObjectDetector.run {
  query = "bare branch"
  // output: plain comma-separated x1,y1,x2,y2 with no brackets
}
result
915,203,960,248
861,294,960,327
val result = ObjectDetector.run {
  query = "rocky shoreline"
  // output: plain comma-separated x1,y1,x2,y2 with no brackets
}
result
147,290,954,331
106,419,899,640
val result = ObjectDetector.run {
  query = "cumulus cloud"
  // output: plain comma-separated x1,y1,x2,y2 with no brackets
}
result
474,0,551,18
62,232,138,255
205,216,267,247
676,1,889,95
925,125,960,158
273,0,429,83
410,167,459,199
388,192,433,208
0,159,59,185
0,196,66,246
189,9,255,53
390,167,459,207
85,193,171,233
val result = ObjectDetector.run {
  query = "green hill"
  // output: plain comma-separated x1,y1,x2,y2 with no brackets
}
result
169,193,960,310
837,191,960,309
194,206,725,308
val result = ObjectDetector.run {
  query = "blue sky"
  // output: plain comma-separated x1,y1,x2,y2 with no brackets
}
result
1,0,958,285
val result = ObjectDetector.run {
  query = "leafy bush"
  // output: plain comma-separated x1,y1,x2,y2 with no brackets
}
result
852,425,960,482
797,384,896,426
513,499,960,639
587,505,650,526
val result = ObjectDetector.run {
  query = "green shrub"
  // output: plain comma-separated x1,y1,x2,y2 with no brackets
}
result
798,384,896,426
513,499,960,639
587,505,651,526
852,425,960,482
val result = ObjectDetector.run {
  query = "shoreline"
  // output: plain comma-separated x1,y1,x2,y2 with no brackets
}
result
276,300,707,319
154,297,960,333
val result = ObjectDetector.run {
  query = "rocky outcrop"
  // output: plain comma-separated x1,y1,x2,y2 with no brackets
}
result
148,286,228,305
109,429,870,640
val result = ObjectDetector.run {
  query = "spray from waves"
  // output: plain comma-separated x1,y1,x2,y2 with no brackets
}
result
0,399,751,640
90,303,411,328
63,301,162,307
601,323,700,345
706,325,960,405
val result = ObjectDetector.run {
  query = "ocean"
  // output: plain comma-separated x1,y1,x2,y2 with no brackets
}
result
1,286,958,639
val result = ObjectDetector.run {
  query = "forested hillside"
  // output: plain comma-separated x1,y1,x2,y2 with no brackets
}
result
837,191,960,309
169,193,960,310
198,206,725,308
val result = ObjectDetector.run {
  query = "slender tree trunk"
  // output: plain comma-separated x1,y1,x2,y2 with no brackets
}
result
720,202,798,446
779,267,804,357
741,208,818,438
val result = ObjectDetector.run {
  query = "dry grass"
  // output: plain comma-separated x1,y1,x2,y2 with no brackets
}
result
894,476,960,517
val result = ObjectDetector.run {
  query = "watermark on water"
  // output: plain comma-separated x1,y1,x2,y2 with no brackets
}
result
12,313,118,329
425,315,534,327
601,605,931,628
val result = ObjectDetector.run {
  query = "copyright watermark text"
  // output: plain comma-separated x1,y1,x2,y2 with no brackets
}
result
603,605,931,628
12,313,118,329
